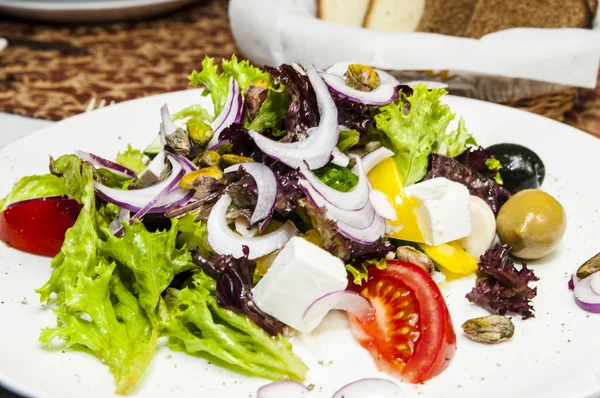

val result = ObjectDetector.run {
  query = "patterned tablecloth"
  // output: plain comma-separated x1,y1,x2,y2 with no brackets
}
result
0,0,598,138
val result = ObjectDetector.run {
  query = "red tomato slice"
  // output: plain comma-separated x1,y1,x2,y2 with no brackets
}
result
0,197,82,257
348,259,456,383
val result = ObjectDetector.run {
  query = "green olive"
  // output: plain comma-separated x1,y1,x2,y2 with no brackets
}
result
496,189,566,260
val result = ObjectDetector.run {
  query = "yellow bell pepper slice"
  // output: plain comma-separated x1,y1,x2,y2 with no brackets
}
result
367,158,424,243
419,241,479,279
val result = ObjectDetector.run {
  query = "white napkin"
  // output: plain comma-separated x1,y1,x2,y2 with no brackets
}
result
229,0,600,88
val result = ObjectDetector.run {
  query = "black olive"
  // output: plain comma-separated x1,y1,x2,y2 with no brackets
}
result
486,143,545,194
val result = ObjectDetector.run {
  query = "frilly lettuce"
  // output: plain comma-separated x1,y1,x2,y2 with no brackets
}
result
0,173,67,211
162,272,308,381
374,84,475,185
37,155,156,395
100,220,191,326
115,144,146,174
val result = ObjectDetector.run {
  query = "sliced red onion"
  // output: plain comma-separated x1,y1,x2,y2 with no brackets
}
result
207,194,298,259
299,180,375,229
234,216,257,238
332,378,405,398
209,139,230,151
94,155,193,213
257,381,309,398
299,154,369,211
569,274,576,290
327,62,400,86
207,77,242,149
331,147,350,167
574,273,600,313
337,214,385,244
224,162,277,225
165,149,197,172
303,290,375,325
109,208,131,234
357,146,395,175
75,150,137,178
249,65,339,170
114,166,185,237
369,190,397,221
320,72,398,105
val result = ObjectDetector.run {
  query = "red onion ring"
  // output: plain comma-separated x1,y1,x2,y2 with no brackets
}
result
206,194,298,259
94,155,193,213
207,77,242,149
299,180,375,229
75,150,137,178
336,214,386,244
320,72,399,105
332,378,405,398
224,162,277,227
369,190,397,221
249,65,339,170
299,155,369,211
574,273,600,313
331,147,350,167
256,381,309,398
303,290,375,325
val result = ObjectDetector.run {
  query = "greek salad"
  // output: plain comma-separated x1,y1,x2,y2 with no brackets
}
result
0,56,572,397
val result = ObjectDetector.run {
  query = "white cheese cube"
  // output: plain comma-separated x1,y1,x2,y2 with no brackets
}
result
251,237,348,334
405,177,471,246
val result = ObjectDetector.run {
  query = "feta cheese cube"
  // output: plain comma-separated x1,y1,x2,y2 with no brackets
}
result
252,237,348,334
405,177,471,246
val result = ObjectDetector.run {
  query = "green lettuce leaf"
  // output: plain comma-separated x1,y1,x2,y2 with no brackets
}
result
38,155,99,301
443,117,476,158
189,57,231,116
486,157,504,185
247,88,288,134
172,104,214,122
176,210,212,257
314,164,358,192
374,84,458,185
337,129,361,153
222,54,270,95
39,261,157,395
100,220,189,325
115,145,146,174
37,155,156,394
0,173,67,211
162,272,308,381
346,258,388,286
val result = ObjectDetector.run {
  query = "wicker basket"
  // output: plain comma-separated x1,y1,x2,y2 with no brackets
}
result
504,89,578,122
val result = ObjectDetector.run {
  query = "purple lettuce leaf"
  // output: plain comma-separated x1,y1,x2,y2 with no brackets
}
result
191,247,285,336
330,91,372,133
225,169,304,217
264,64,319,142
424,153,511,213
466,244,539,319
218,123,271,165
455,146,497,180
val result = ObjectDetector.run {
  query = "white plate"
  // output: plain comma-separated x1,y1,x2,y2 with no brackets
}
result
0,0,194,23
0,90,599,398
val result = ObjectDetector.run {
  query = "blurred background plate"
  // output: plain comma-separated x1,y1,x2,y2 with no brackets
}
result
0,0,195,23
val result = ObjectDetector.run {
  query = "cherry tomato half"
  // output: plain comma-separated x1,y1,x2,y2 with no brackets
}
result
348,259,457,383
0,197,82,257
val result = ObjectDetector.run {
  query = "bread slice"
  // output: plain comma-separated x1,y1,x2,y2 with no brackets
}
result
416,0,478,36
363,0,425,32
318,0,371,27
464,0,591,39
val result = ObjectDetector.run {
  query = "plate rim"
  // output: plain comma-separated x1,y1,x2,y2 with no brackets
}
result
0,0,190,11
